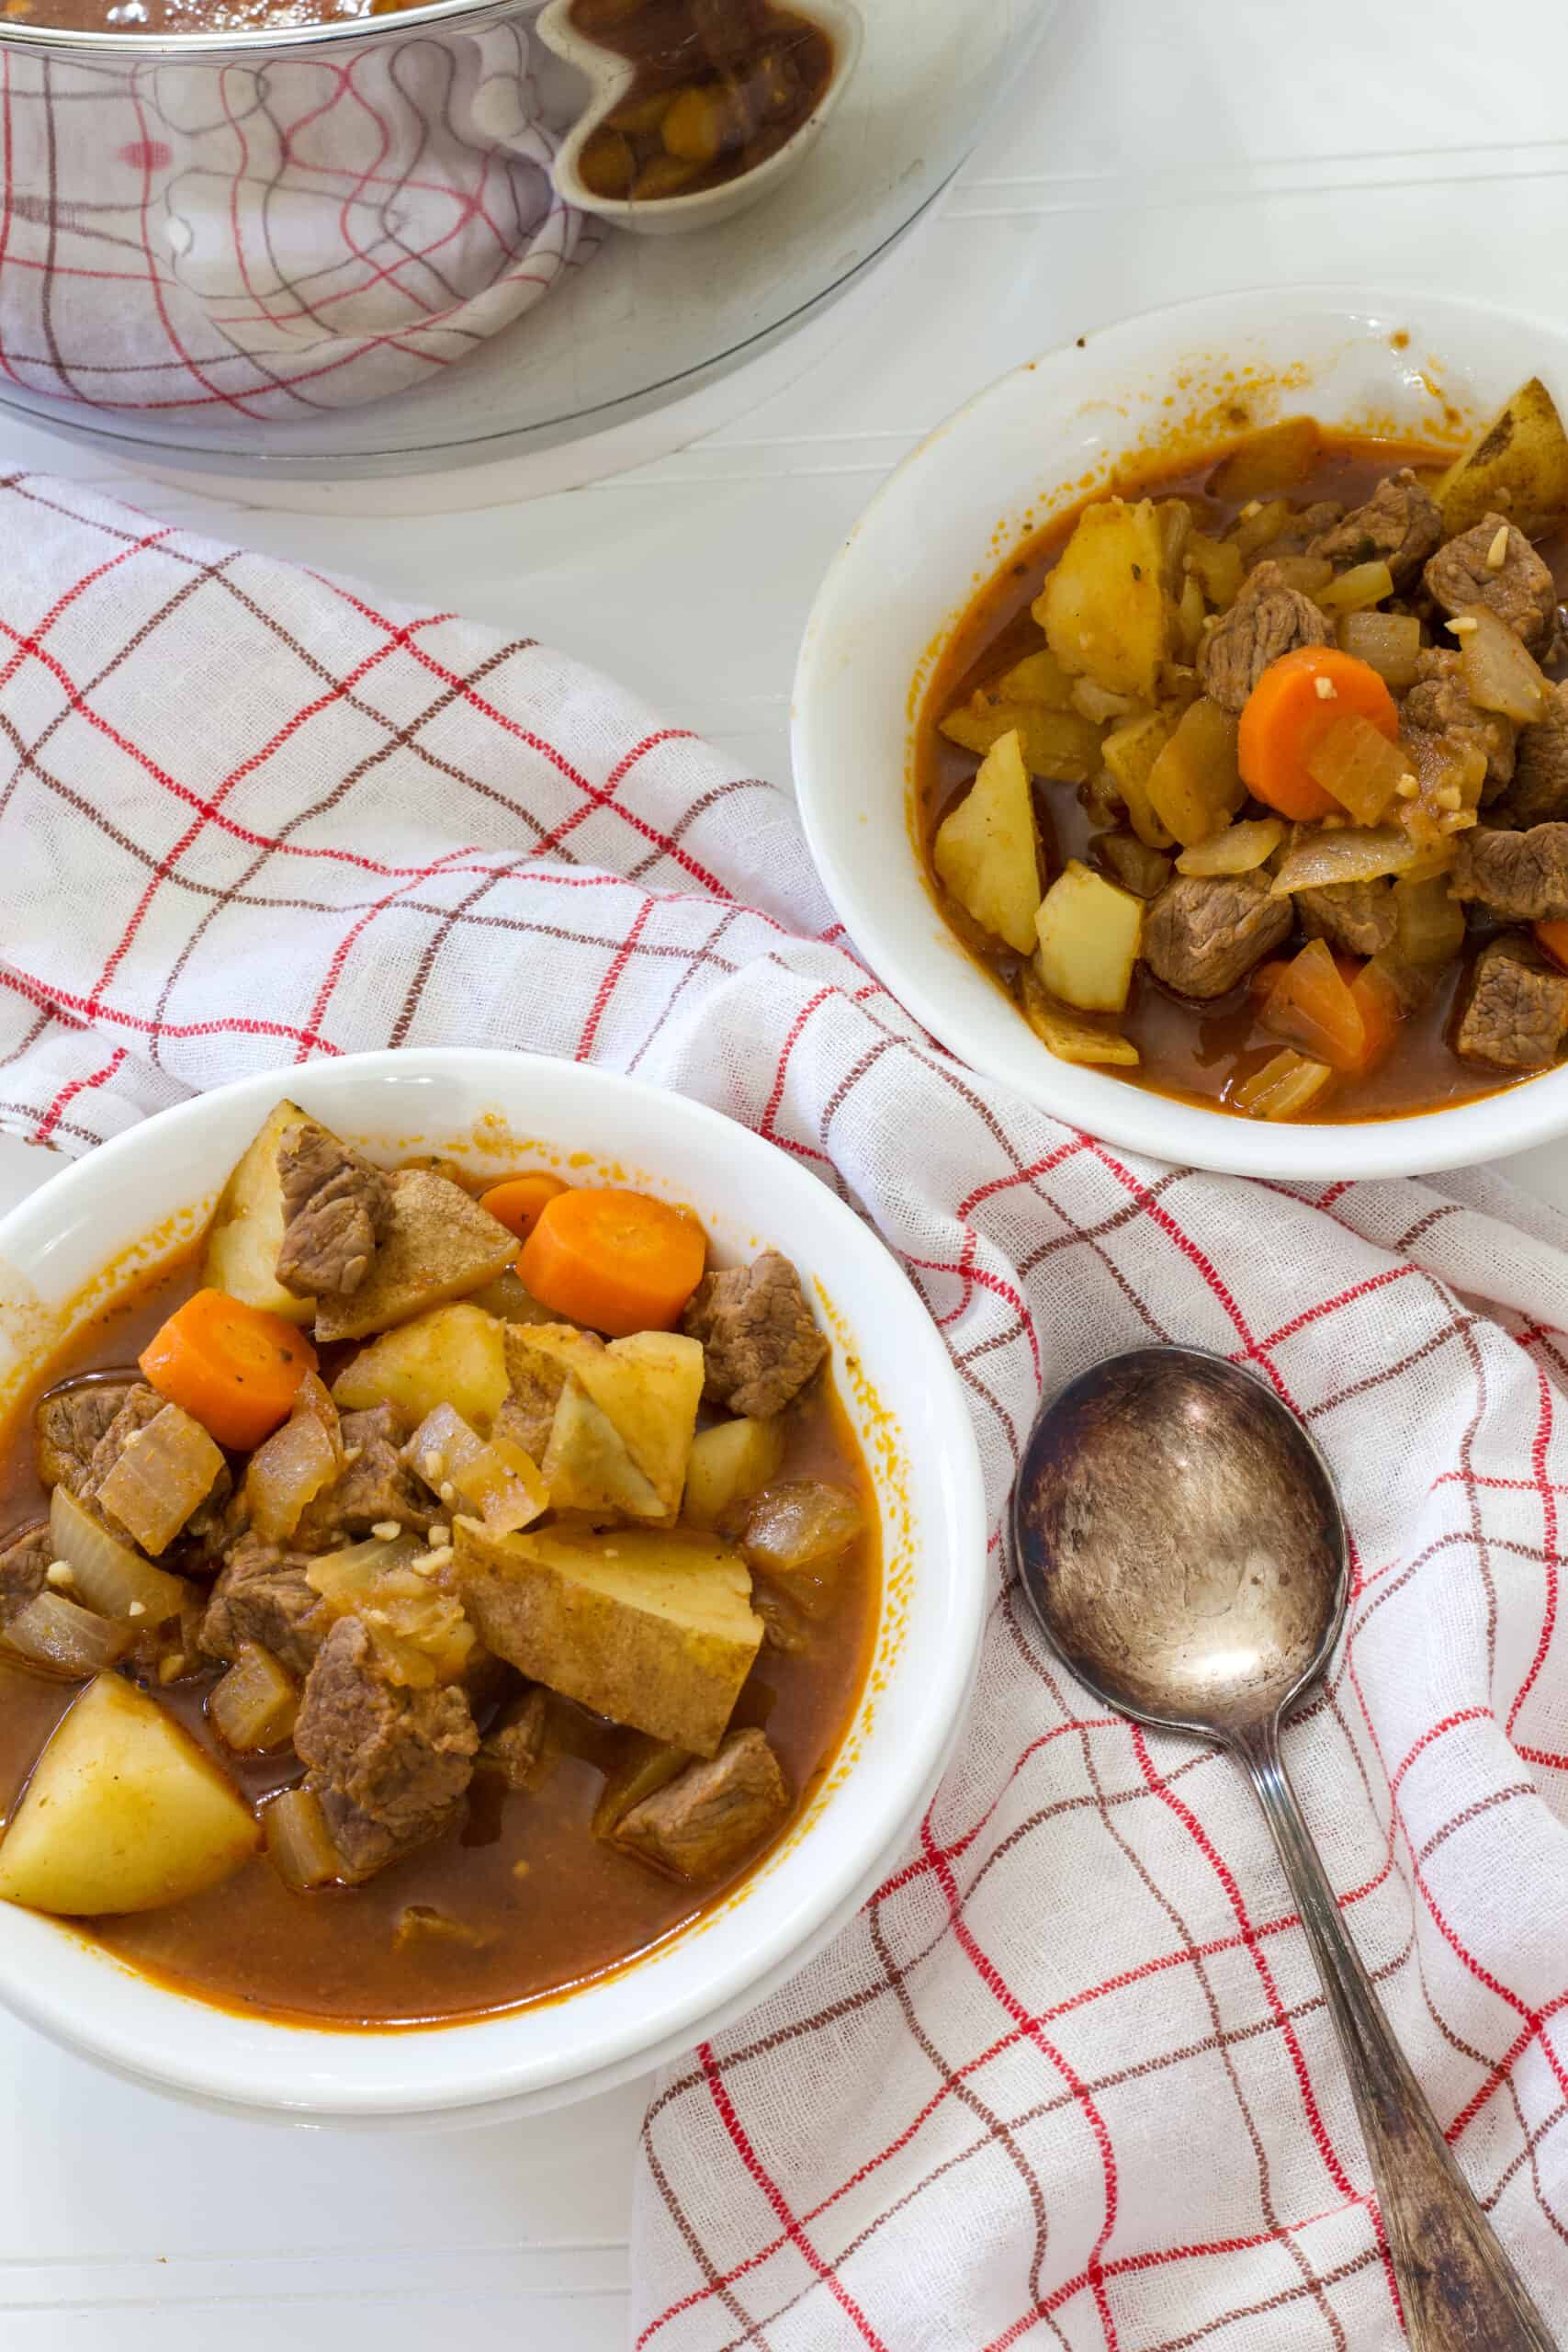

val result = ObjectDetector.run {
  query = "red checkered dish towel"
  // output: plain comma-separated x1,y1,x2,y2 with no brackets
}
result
6,471,1568,2349
0,21,586,419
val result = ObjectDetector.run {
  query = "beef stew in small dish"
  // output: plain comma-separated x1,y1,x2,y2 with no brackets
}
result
918,378,1568,1125
0,1098,880,2030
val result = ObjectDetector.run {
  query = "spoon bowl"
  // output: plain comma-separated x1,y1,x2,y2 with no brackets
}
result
1010,1343,1555,2350
1013,1349,1346,1738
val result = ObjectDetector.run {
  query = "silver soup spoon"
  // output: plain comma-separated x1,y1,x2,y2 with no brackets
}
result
1011,1345,1555,2349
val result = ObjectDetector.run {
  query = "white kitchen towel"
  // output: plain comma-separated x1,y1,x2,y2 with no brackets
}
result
6,469,1568,2348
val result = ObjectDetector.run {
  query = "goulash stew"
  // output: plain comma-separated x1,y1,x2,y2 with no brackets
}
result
0,1108,877,2025
917,376,1568,1122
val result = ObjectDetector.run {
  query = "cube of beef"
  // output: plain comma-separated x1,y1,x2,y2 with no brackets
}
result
295,1615,478,1881
1197,561,1332,713
276,1119,393,1301
1455,937,1568,1070
681,1251,826,1419
613,1728,788,1881
1425,515,1558,651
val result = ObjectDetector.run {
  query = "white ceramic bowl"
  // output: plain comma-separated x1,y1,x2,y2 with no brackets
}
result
793,284,1568,1181
538,0,863,236
0,1049,984,2125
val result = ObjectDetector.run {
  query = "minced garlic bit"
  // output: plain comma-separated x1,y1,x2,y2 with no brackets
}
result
438,1479,457,1507
1486,524,1511,571
421,1544,455,1572
128,1600,146,1619
159,1654,186,1684
1239,499,1262,520
1434,783,1462,811
1447,615,1481,636
421,1451,446,1483
366,1607,390,1626
1395,774,1420,798
426,1522,450,1550
44,1560,73,1589
371,1520,402,1541
1201,613,1220,633
1320,813,1346,831
1314,675,1337,700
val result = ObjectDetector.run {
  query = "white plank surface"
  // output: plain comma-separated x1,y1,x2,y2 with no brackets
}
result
6,1,1568,2342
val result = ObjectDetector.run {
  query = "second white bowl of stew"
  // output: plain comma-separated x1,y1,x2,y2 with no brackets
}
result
0,1050,984,2121
794,286,1568,1178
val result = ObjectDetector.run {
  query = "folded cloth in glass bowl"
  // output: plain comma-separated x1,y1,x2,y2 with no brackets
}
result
0,16,590,418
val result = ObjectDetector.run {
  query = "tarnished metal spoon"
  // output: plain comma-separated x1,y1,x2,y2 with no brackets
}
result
1012,1346,1555,2351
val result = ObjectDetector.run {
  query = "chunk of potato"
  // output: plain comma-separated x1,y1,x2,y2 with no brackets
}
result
940,696,1102,784
0,1673,259,1917
1036,497,1172,702
1100,709,1179,850
993,648,1076,708
1034,860,1144,1014
523,1326,704,1522
1019,966,1139,1066
455,1522,762,1757
1144,696,1245,847
199,1100,317,1326
1432,376,1568,539
332,1300,509,1433
312,1170,517,1344
682,1418,787,1532
1205,417,1322,502
932,729,1043,955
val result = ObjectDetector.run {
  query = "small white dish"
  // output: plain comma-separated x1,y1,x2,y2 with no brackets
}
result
538,0,863,236
0,1049,984,2125
792,284,1568,1182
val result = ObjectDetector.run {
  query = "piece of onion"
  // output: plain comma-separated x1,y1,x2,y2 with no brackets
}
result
1393,874,1466,967
209,1642,299,1753
1455,605,1550,724
1316,559,1394,616
1337,610,1423,690
1268,555,1334,598
1270,825,1425,896
1304,712,1412,827
3,1591,131,1676
304,1532,423,1609
592,1735,691,1841
408,1404,547,1538
95,1404,225,1557
246,1376,342,1544
49,1485,190,1624
1176,818,1283,877
263,1786,342,1893
741,1481,865,1574
1234,1050,1336,1121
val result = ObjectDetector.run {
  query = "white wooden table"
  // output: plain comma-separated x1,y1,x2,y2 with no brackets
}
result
6,2,1568,2341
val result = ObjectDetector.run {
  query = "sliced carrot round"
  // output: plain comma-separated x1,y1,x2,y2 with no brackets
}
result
518,1187,706,1338
479,1171,569,1244
141,1289,317,1452
1537,920,1568,970
1237,648,1399,821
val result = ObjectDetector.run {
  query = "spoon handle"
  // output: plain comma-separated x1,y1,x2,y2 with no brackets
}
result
1237,1716,1556,2349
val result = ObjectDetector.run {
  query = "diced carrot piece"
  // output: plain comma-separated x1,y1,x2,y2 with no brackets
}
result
478,1172,569,1244
141,1289,317,1452
1258,939,1368,1072
1536,919,1568,971
1348,958,1404,1070
1237,648,1400,821
518,1187,707,1338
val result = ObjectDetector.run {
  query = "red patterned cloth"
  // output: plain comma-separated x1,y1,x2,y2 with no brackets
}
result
7,471,1568,2346
0,22,586,419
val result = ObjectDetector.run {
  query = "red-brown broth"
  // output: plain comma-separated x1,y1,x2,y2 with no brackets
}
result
916,433,1568,1124
0,1250,880,2028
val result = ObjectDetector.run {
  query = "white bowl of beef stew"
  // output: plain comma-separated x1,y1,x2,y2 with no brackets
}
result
794,284,1568,1179
0,1050,984,2123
